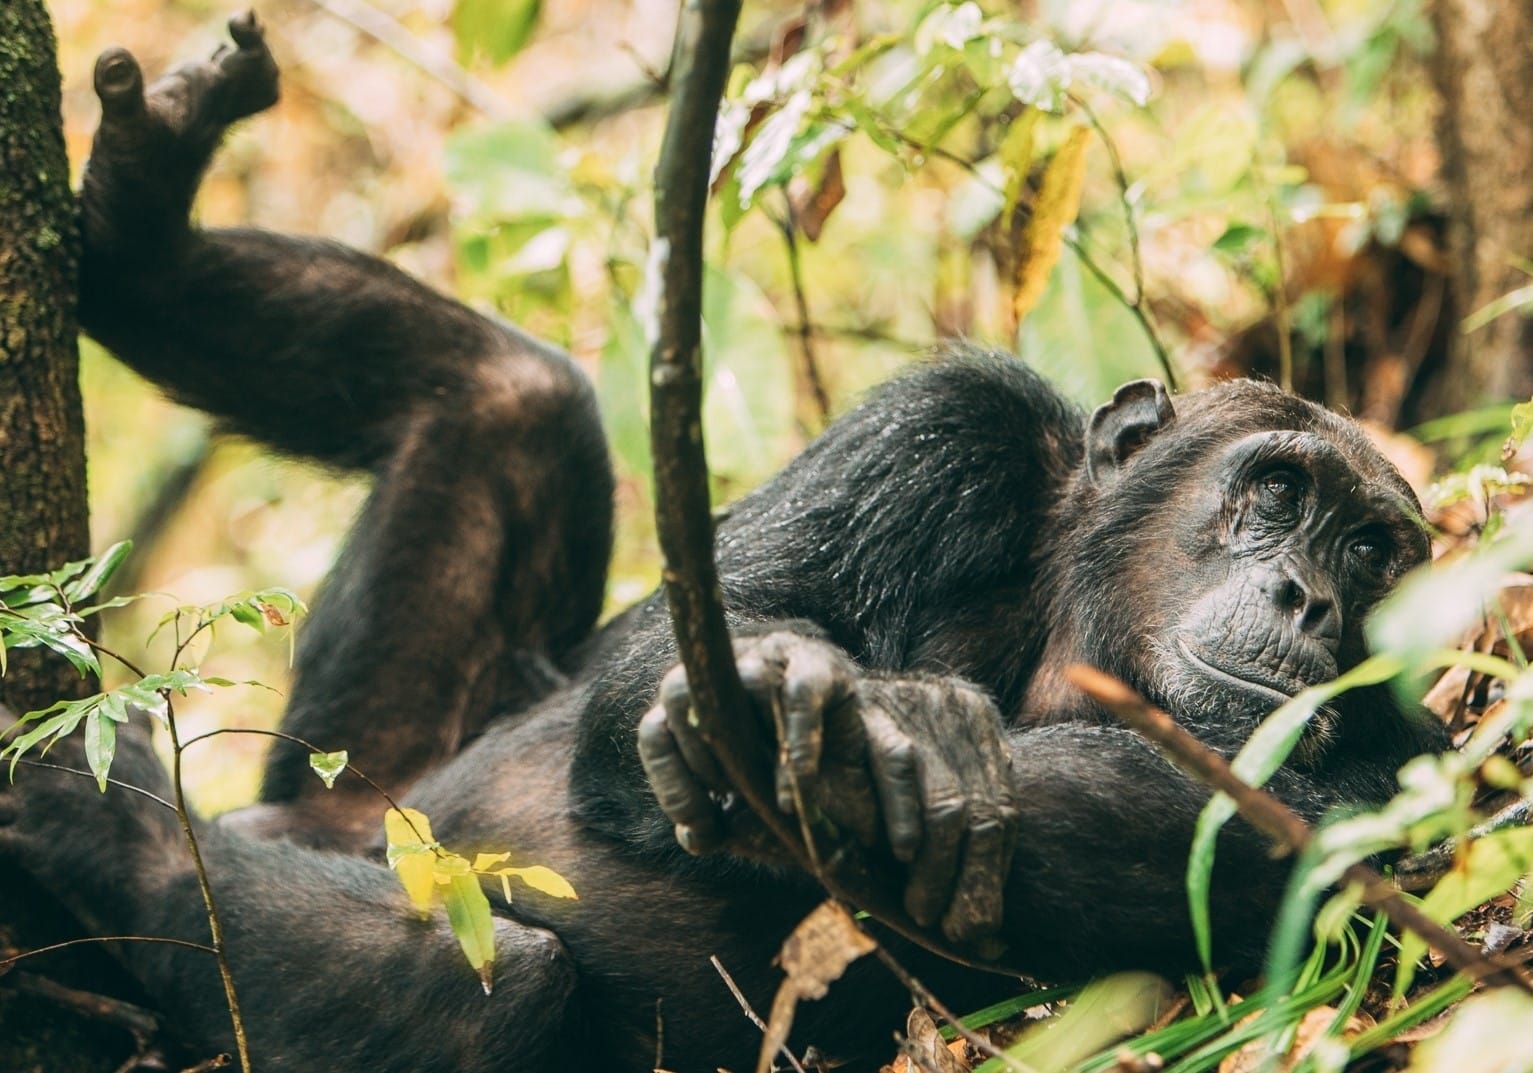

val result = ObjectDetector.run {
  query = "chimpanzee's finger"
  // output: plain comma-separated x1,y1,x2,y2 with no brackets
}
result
637,705,724,854
657,663,728,792
941,815,1014,942
863,708,921,861
903,753,967,927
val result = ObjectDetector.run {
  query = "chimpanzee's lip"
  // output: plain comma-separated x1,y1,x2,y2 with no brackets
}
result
1175,639,1302,706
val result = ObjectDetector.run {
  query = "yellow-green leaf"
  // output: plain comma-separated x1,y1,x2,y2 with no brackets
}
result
431,852,472,881
384,807,439,916
472,851,511,871
443,872,497,995
505,865,578,901
308,750,348,790
384,807,434,848
1012,125,1091,326
394,852,436,917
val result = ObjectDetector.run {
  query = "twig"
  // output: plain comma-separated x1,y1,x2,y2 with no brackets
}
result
304,0,510,119
1064,233,1175,387
777,197,832,426
180,726,410,818
1072,96,1177,391
0,934,216,970
176,1056,233,1073
14,757,176,811
710,955,808,1073
1395,798,1533,892
160,695,251,1073
870,946,1031,1073
646,4,1046,975
1066,664,1533,994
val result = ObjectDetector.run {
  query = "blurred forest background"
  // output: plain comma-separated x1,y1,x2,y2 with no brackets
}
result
12,0,1533,1068
55,0,1522,814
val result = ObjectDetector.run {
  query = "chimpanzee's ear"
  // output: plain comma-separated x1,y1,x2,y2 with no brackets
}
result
1085,379,1175,484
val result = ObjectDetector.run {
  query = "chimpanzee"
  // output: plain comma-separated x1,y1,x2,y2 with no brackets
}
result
0,16,1449,1073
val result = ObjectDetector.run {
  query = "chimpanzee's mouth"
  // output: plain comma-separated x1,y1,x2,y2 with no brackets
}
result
1174,639,1340,755
1175,639,1304,706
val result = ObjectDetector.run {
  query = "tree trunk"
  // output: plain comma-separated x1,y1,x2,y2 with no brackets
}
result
0,3,133,1069
1426,0,1533,412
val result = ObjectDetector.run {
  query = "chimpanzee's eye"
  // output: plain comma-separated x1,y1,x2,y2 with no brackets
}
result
1349,530,1395,577
1254,467,1304,519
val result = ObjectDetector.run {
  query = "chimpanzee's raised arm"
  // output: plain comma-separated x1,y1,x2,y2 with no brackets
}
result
77,17,614,826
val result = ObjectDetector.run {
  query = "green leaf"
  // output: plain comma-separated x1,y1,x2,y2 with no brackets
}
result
2,697,100,777
1212,222,1269,256
445,121,573,223
0,572,52,597
1369,524,1533,660
1462,283,1533,335
83,709,117,791
598,300,653,484
735,91,813,208
443,872,497,994
1394,827,1533,996
308,750,349,790
63,540,132,603
700,266,797,485
453,0,541,67
840,97,904,158
0,604,97,677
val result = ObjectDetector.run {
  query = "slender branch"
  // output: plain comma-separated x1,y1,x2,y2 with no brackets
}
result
777,197,832,426
1063,233,1175,386
1396,797,1533,892
710,955,809,1073
870,946,1032,1073
1072,97,1177,391
14,757,176,811
161,697,251,1072
0,934,216,969
305,0,510,119
646,0,1043,977
180,726,409,817
1066,664,1533,994
647,0,758,845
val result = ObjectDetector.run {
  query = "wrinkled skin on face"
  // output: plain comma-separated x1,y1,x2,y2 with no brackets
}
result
1027,380,1436,769
1158,428,1428,730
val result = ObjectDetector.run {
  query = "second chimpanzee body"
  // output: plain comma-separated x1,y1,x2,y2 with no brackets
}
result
0,18,1448,1073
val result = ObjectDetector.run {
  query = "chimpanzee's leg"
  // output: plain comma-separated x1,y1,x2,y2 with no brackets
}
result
0,728,579,1072
77,17,614,820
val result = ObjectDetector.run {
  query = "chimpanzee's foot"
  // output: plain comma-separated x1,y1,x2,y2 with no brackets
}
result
81,12,279,250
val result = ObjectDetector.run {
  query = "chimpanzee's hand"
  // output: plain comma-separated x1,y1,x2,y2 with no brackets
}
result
637,632,1021,942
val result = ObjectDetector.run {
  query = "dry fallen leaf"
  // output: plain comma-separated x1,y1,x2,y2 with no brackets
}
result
899,1007,971,1073
1217,1006,1368,1073
758,901,877,1073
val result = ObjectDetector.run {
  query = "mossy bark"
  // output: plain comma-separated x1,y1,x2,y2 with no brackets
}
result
0,3,130,1070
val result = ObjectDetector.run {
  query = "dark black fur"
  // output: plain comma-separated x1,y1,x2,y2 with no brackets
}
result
0,20,1448,1073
